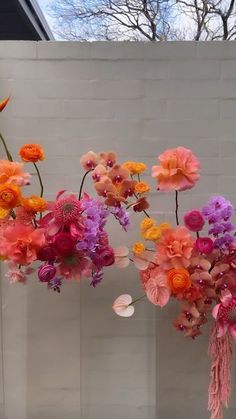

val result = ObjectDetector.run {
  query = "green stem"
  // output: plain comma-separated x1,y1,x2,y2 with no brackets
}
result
175,190,179,226
130,295,146,306
33,163,44,198
0,132,13,161
79,170,92,200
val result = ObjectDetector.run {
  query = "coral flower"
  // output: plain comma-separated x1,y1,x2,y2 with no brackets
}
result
80,151,99,170
112,294,135,317
135,182,150,194
156,226,194,270
0,96,10,112
95,178,117,197
108,164,130,184
21,196,47,213
19,143,44,163
119,180,137,198
1,222,45,265
0,160,31,186
40,192,84,238
0,183,21,209
167,268,191,295
152,147,200,192
212,290,236,339
91,164,107,182
141,267,170,307
99,151,117,168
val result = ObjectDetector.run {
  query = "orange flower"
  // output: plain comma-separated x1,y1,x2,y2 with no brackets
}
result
140,217,156,232
0,96,10,112
156,226,194,270
135,181,150,194
152,147,200,191
0,160,31,186
0,184,21,209
21,196,47,213
19,144,45,163
167,268,191,295
159,222,171,232
123,161,147,175
143,226,161,241
132,242,145,255
95,178,117,197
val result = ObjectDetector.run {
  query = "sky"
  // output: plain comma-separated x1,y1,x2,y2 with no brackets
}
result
37,0,56,34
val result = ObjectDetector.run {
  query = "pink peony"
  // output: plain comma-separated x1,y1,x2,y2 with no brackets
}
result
195,237,214,254
0,160,31,186
156,226,194,270
142,267,170,307
152,147,200,192
212,290,236,339
1,222,45,265
184,209,205,232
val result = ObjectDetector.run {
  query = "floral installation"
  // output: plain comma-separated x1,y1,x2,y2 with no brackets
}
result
0,96,236,419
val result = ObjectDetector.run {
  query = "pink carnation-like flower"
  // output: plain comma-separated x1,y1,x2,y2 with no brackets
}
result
212,290,236,339
184,209,205,232
141,267,170,307
195,237,214,254
1,222,45,265
156,226,194,270
152,147,200,192
0,160,31,186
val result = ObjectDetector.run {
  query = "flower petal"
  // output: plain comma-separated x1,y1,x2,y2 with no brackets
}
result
112,294,134,317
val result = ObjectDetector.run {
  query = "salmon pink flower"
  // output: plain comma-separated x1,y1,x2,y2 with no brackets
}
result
112,294,135,317
1,222,45,265
152,147,200,192
108,164,129,184
80,151,98,170
212,290,236,339
91,164,107,182
156,226,194,270
99,151,117,168
113,246,130,268
119,180,137,198
0,160,31,186
94,178,117,197
141,266,170,307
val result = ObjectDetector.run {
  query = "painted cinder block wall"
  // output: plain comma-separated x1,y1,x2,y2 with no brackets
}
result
0,41,236,419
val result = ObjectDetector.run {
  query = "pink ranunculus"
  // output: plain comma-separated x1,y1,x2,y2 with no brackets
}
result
143,267,170,307
184,209,205,232
98,246,115,267
53,232,75,256
1,222,45,265
0,160,31,186
156,226,194,270
152,147,200,192
195,237,214,254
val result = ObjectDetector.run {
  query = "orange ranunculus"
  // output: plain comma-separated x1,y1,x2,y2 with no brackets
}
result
152,147,200,191
143,226,161,241
0,184,21,209
135,181,150,194
159,222,171,232
140,217,156,232
167,268,191,295
156,226,194,270
21,196,47,213
0,96,10,112
123,161,147,175
132,242,145,255
19,144,45,163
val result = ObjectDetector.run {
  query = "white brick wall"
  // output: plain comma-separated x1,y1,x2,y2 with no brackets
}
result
0,41,236,419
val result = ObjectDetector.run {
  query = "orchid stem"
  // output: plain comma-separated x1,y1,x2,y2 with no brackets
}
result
175,190,179,226
129,295,146,306
0,132,13,161
79,170,92,200
33,163,44,198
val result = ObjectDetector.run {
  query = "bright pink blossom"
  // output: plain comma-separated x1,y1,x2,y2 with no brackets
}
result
184,209,205,232
195,237,214,254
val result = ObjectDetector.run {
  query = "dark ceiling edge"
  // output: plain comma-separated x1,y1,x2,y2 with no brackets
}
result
16,0,54,40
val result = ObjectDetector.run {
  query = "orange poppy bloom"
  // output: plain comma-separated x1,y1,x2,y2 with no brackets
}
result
167,268,191,295
0,96,10,112
19,144,45,163
0,183,21,209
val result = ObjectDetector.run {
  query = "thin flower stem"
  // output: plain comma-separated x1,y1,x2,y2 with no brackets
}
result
175,190,179,226
138,174,141,182
79,170,92,200
0,132,13,161
196,231,200,239
33,163,44,198
129,295,146,306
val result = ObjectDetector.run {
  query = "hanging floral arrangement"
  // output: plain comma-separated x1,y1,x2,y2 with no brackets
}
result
0,96,235,419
